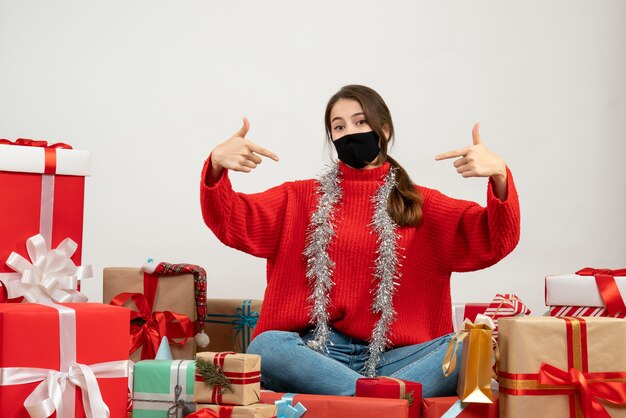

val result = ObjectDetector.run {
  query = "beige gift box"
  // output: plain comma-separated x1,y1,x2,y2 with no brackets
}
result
194,352,261,406
498,316,626,418
195,403,276,418
103,267,197,361
200,299,263,354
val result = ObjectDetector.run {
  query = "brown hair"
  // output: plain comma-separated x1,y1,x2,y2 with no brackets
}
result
324,85,423,227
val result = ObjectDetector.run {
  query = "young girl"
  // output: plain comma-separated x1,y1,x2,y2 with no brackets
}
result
201,85,520,397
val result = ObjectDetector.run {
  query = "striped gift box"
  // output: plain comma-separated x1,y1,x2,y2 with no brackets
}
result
549,305,626,318
483,294,531,338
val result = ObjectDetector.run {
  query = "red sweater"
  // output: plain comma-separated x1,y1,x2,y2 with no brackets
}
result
201,160,520,346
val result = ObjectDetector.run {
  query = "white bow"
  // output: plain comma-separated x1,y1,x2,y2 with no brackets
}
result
1,360,130,418
3,234,91,303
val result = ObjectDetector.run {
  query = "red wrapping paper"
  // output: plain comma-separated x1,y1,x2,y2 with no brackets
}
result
260,391,409,418
421,393,499,418
355,377,421,418
0,303,130,417
0,171,84,270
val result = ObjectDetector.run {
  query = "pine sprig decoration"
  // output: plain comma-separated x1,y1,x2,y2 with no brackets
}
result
402,390,414,406
196,357,233,393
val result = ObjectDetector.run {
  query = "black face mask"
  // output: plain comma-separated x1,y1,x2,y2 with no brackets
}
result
332,131,380,169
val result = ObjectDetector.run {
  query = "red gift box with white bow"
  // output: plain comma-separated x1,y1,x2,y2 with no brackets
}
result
0,139,90,302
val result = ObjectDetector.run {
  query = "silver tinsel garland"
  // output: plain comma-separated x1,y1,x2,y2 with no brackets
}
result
303,164,342,352
363,167,401,377
303,163,401,377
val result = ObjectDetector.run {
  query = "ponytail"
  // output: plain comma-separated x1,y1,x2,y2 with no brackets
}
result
386,156,422,227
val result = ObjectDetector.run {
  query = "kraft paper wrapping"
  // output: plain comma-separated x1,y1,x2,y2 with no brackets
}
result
194,352,261,406
103,267,197,361
201,299,263,353
195,403,276,418
498,317,626,418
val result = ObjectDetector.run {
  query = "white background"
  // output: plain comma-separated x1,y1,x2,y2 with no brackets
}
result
1,1,624,316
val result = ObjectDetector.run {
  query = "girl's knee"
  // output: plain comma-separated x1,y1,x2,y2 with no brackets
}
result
248,330,300,356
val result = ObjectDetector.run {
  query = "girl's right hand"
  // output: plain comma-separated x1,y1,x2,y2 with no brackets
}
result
210,117,280,177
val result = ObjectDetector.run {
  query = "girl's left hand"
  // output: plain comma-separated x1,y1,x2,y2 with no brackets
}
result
435,123,507,182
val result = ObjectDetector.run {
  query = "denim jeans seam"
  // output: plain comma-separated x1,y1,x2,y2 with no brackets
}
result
385,337,453,377
377,335,454,369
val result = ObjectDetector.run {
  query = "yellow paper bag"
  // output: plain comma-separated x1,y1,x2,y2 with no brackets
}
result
443,314,495,403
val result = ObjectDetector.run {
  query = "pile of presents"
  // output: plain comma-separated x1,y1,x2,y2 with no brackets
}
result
0,138,625,418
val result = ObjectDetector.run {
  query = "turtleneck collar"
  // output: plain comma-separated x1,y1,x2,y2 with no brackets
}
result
338,161,391,182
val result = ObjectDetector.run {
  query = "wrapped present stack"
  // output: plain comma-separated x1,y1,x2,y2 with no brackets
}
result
452,294,531,338
0,139,134,417
546,267,626,318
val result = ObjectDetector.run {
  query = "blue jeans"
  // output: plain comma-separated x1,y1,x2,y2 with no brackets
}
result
247,328,461,397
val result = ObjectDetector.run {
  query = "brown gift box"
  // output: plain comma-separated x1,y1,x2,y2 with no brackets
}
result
498,316,626,418
194,351,261,406
195,403,276,418
103,267,197,361
200,299,263,354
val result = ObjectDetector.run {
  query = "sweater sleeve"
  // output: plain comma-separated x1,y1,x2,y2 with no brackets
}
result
426,166,521,273
200,156,288,259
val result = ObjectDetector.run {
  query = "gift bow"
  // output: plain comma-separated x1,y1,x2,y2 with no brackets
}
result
167,384,193,417
275,393,307,418
576,267,626,316
3,234,91,303
442,314,496,377
110,292,194,359
539,363,626,418
0,304,132,418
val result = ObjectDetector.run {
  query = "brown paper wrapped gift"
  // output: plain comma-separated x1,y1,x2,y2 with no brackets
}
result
443,316,495,404
196,403,276,418
194,351,261,406
498,316,626,418
103,266,197,361
200,299,262,353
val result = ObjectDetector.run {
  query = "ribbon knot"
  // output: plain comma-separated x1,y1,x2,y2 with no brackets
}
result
3,234,91,303
538,363,626,418
275,393,307,418
167,384,193,417
234,307,259,329
110,292,194,359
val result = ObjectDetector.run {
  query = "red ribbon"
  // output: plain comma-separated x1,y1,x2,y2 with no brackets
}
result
576,267,626,316
0,138,72,174
186,409,219,418
539,363,626,418
185,406,236,418
109,292,194,359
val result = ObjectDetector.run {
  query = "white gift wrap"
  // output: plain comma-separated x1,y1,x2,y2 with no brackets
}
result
0,144,90,175
545,273,626,307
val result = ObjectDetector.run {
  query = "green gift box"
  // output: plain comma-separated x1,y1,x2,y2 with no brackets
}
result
133,359,196,418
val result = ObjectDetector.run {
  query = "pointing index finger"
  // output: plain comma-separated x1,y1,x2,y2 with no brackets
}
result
248,141,280,162
435,146,471,161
